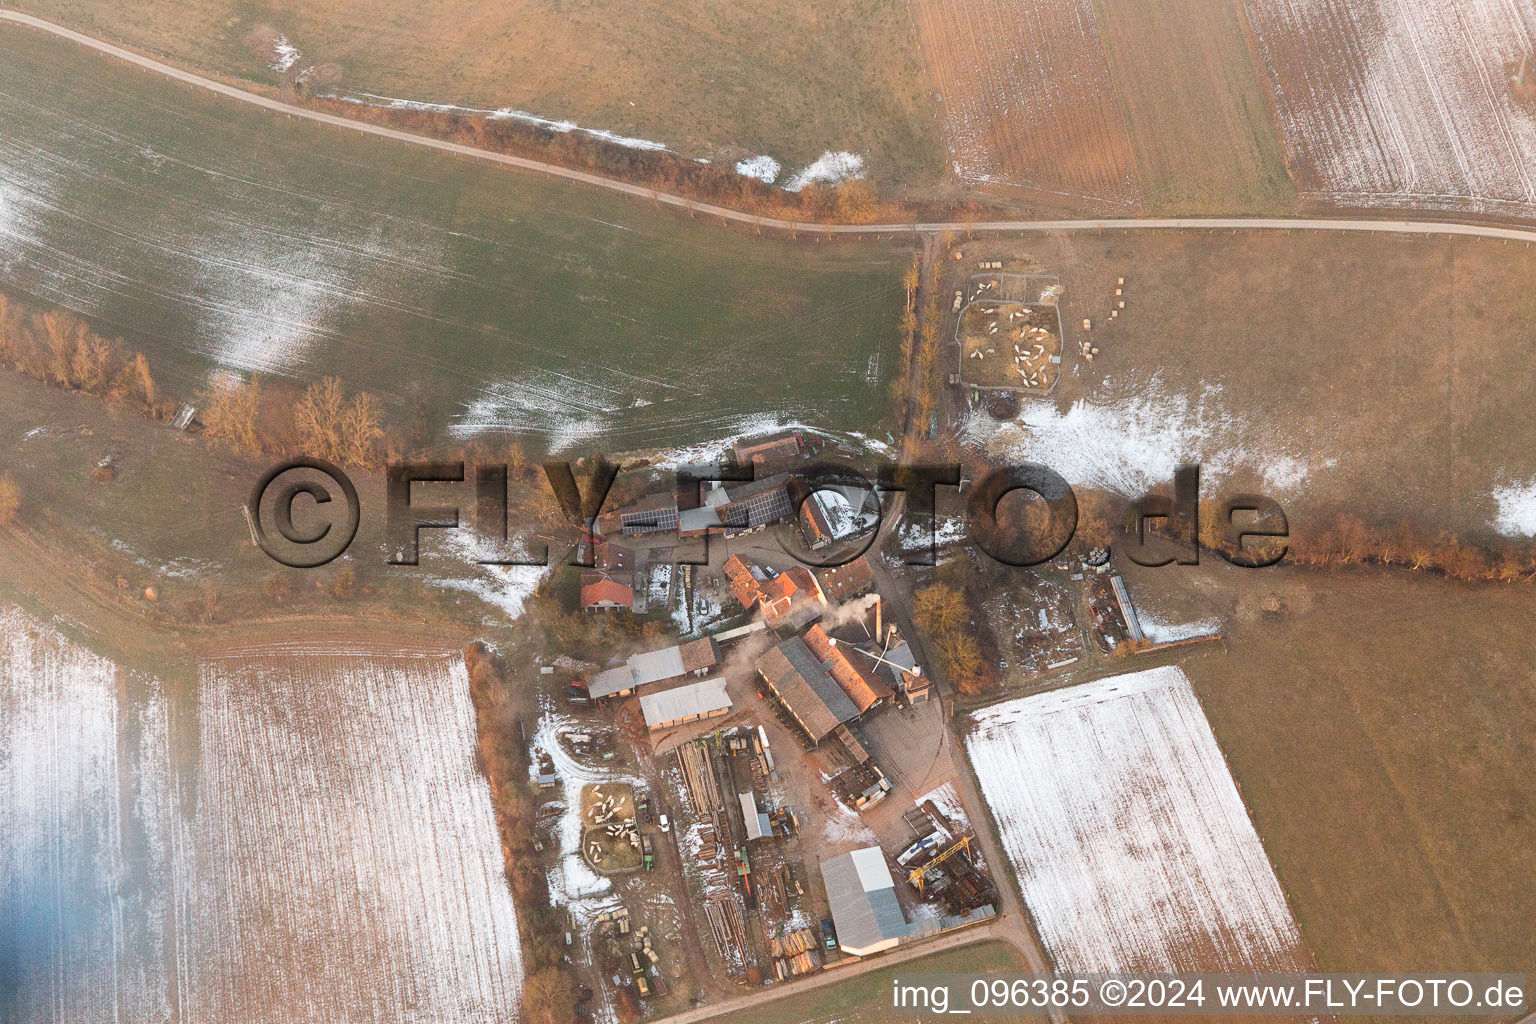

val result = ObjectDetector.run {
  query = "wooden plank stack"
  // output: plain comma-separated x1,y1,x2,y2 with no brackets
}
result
766,927,817,958
677,739,722,814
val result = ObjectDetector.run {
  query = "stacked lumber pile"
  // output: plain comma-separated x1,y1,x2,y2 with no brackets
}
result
766,927,816,958
677,740,721,814
702,895,748,966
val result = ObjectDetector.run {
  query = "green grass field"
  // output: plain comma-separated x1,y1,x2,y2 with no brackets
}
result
0,23,908,456
711,941,1047,1024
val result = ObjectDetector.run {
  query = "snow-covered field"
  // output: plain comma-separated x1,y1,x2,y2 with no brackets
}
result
965,666,1309,972
1,615,526,1024
0,606,171,1023
1246,0,1536,218
185,653,524,1022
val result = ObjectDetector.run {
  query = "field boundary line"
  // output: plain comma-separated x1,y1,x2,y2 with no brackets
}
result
7,9,1536,248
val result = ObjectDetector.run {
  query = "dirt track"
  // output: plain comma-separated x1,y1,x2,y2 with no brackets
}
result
7,9,1536,244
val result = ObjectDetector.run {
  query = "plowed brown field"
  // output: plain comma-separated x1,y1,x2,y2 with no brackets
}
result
911,0,1143,211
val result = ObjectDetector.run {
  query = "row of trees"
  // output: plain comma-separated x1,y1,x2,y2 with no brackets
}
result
201,374,386,467
947,453,1536,585
0,289,395,469
301,95,940,226
463,643,578,1024
1273,512,1536,583
0,291,172,418
911,581,990,696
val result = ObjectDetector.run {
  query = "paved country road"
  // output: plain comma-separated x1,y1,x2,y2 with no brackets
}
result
8,8,1536,246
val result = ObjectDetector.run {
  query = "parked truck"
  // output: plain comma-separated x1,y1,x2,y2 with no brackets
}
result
641,834,655,871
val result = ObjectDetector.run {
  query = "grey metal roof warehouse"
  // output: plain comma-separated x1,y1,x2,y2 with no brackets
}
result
639,677,732,729
739,791,773,841
819,847,922,956
589,637,720,699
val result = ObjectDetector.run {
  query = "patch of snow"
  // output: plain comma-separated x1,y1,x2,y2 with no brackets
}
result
449,375,618,452
964,377,1324,497
428,529,550,619
268,35,301,73
965,666,1308,973
783,152,866,192
734,155,781,184
642,418,886,471
1135,610,1220,644
337,92,670,152
899,515,968,554
821,801,878,847
1491,478,1536,536
530,704,645,926
1261,455,1318,492
916,781,971,832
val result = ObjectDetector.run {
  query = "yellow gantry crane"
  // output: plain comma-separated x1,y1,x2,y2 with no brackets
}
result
907,834,973,894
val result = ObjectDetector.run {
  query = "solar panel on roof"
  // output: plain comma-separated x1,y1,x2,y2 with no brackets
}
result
736,487,792,527
621,506,679,534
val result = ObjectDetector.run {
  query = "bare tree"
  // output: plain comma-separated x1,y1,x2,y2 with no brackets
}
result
295,376,348,461
521,968,576,1024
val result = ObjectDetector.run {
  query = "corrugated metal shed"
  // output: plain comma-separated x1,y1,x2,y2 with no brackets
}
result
588,664,638,699
639,677,732,730
819,847,912,956
739,792,773,841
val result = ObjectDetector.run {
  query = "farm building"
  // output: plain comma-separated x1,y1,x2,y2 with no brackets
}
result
789,476,835,550
819,847,934,956
607,474,801,538
754,636,861,744
733,431,804,465
579,573,634,611
739,791,774,841
802,625,890,715
815,556,875,603
639,677,732,731
603,491,680,537
594,540,633,572
723,555,826,630
588,637,721,699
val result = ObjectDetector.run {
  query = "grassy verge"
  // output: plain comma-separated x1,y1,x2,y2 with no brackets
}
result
710,940,1045,1024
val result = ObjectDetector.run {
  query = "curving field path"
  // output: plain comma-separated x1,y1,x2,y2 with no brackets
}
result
7,9,1536,245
